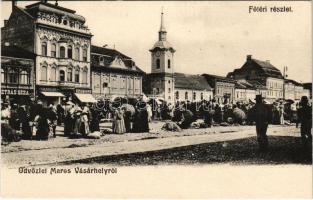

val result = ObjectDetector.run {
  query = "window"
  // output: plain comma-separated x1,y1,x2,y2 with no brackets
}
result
168,88,171,93
75,68,79,83
8,69,18,83
68,46,73,59
193,92,196,100
168,59,171,69
41,66,47,81
156,59,160,69
20,70,29,84
168,80,171,84
168,96,171,100
59,70,65,82
82,69,88,84
175,91,179,100
185,92,188,100
67,68,73,82
83,49,87,61
41,42,47,56
1,68,6,83
51,43,56,57
50,67,56,82
201,93,204,100
60,46,65,58
75,47,80,60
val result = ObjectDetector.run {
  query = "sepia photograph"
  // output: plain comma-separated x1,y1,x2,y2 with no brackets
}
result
0,0,312,198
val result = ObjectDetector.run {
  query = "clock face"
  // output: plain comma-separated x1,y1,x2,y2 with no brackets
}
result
155,52,161,57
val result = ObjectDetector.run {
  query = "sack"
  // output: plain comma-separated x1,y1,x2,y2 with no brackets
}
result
88,131,102,139
162,122,182,132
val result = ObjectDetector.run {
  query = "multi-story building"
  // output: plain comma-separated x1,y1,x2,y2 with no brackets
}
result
294,83,304,101
143,11,213,104
1,44,35,104
302,83,312,99
91,45,145,99
202,74,236,104
234,80,257,103
1,1,93,105
227,55,284,102
284,79,297,100
173,73,213,102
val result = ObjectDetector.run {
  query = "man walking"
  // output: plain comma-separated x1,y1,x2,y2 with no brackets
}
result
297,96,312,147
250,95,272,152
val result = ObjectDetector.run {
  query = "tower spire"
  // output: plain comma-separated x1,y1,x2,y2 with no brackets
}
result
160,7,166,32
159,8,167,41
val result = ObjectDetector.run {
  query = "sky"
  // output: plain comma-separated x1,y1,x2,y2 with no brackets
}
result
1,1,312,82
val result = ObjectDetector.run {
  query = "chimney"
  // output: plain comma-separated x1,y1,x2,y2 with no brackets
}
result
247,55,252,61
12,0,17,9
4,20,8,26
41,0,48,3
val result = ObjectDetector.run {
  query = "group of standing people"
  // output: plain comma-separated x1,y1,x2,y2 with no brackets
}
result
112,101,150,134
63,102,101,138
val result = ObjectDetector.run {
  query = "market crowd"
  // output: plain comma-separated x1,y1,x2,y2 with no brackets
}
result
1,95,312,149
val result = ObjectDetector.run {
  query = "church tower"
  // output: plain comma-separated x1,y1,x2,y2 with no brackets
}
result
149,10,176,103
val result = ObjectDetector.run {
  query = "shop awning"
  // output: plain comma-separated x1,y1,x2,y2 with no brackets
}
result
74,93,97,103
41,92,65,97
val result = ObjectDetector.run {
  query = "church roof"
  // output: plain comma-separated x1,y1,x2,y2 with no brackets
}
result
174,73,213,91
150,41,175,51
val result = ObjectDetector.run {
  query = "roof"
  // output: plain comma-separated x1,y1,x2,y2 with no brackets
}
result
246,80,267,90
91,45,131,59
228,56,284,79
202,73,236,83
302,83,312,90
1,45,35,59
252,59,283,78
150,41,175,52
285,79,302,86
91,45,144,74
236,80,256,90
24,2,85,22
174,73,212,91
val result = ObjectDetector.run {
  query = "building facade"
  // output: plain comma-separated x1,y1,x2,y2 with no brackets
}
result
91,45,144,99
1,45,35,104
202,74,236,104
1,1,93,105
227,55,284,102
234,81,257,103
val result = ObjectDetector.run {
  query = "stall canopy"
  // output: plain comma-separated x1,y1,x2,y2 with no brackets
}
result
41,92,65,97
74,93,97,103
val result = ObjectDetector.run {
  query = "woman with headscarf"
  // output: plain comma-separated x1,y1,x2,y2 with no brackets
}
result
80,105,90,136
72,107,83,137
64,103,75,137
133,102,149,133
112,107,126,134
18,105,32,140
35,105,50,140
89,106,100,132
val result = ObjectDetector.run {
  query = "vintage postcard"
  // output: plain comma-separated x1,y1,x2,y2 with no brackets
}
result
1,0,312,198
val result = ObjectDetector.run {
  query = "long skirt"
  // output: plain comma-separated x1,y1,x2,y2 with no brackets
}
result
113,119,126,134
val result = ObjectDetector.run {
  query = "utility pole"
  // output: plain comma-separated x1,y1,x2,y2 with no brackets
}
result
283,66,288,100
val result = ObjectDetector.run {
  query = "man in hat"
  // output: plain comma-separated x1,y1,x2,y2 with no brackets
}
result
250,95,272,152
297,96,312,147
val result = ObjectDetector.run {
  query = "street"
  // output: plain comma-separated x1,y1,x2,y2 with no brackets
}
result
2,121,311,167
